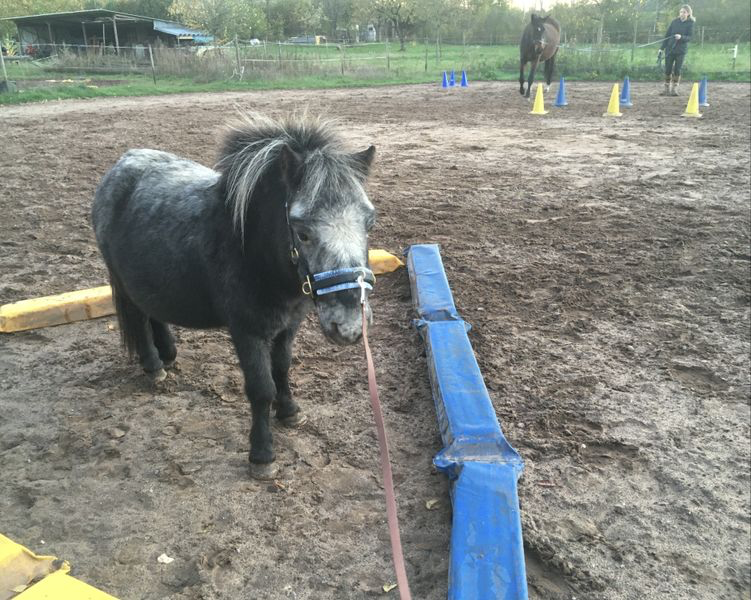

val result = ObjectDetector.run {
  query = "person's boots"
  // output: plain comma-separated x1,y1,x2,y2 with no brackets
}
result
660,76,671,96
670,75,681,96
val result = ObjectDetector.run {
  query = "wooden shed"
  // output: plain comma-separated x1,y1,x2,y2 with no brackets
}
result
2,9,213,58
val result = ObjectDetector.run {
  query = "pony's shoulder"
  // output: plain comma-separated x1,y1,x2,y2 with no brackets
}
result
544,15,561,31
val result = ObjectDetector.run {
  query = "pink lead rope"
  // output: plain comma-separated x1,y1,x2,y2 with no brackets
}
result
359,276,412,600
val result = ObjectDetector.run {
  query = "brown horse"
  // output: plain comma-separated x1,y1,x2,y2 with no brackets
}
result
519,14,561,98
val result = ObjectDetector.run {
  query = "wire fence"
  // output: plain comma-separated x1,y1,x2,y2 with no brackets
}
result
2,36,749,90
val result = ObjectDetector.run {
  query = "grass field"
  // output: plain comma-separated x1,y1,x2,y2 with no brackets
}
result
1,41,748,105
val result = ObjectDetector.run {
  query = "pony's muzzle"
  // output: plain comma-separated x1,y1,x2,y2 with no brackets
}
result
316,290,372,345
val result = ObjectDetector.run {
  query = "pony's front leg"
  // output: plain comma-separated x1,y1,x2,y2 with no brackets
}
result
519,61,526,95
544,57,555,92
527,57,541,98
271,326,305,426
231,331,278,479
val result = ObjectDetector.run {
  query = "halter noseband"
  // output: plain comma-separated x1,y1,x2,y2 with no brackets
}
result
285,201,375,299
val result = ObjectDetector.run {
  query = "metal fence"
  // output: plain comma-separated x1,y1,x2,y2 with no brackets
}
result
2,35,749,88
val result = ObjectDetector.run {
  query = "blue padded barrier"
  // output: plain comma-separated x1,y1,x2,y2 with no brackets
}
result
405,244,460,322
407,244,528,600
415,319,523,472
447,462,527,599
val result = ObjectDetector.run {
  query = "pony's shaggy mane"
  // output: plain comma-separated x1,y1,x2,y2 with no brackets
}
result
215,113,362,237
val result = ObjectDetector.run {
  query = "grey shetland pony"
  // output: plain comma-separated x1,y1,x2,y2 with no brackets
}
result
519,13,561,98
92,114,377,479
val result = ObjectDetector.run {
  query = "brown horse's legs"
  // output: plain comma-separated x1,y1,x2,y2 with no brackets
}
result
526,57,542,98
544,57,555,91
519,61,527,95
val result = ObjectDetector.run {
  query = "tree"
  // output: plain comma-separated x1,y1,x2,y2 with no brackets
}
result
375,0,417,50
168,0,264,41
316,0,354,40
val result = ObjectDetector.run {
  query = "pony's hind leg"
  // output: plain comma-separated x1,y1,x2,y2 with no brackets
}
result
111,280,165,381
150,319,177,368
270,326,305,426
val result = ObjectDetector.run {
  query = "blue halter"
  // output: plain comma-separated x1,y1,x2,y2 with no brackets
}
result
306,267,375,297
286,202,375,299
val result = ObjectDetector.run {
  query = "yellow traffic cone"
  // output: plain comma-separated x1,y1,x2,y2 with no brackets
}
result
530,83,548,115
603,83,622,117
682,82,702,118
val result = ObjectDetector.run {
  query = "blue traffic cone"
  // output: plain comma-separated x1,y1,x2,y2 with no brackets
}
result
554,76,568,107
698,76,709,107
441,71,449,88
460,70,468,87
449,70,456,87
620,76,633,107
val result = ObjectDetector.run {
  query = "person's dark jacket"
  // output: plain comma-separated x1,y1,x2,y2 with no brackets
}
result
661,18,694,55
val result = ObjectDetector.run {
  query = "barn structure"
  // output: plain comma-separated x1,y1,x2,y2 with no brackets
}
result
2,9,213,58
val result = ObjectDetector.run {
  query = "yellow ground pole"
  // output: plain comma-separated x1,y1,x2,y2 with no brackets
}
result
0,534,117,600
0,250,404,333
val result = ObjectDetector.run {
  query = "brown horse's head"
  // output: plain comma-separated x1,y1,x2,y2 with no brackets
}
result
527,13,560,58
530,14,547,53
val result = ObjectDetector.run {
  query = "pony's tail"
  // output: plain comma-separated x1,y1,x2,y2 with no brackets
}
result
109,273,144,359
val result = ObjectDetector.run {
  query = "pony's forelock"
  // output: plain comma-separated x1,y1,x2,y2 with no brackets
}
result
215,113,362,239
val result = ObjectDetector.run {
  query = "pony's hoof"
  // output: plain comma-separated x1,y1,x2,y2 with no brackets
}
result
149,368,167,382
249,462,279,480
278,412,307,428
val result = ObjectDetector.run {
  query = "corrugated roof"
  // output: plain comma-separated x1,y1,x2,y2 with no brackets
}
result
0,9,150,24
0,9,213,42
153,20,214,42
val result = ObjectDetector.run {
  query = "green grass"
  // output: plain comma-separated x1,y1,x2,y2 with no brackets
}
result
1,41,747,106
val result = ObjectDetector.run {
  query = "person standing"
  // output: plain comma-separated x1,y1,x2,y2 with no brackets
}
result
659,5,696,96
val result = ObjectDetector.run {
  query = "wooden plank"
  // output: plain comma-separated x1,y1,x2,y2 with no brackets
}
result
0,250,404,334
0,286,114,333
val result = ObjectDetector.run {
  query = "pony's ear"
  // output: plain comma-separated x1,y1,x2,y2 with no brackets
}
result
530,13,537,22
352,145,376,177
279,144,304,189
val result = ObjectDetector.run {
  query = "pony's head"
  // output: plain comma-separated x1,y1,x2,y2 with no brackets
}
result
218,113,377,346
530,13,547,53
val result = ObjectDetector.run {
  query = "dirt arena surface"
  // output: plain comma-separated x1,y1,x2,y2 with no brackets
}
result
1,81,749,600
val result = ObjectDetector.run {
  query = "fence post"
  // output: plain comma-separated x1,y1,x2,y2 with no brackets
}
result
0,49,8,85
278,41,282,70
386,41,390,71
234,35,242,80
631,16,638,64
147,44,156,85
732,44,738,71
424,43,428,72
341,44,345,75
700,26,705,48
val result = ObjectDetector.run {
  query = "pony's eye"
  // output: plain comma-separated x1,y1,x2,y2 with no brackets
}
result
297,231,311,243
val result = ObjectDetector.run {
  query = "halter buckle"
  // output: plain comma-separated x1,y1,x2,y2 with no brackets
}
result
290,247,299,265
302,275,312,296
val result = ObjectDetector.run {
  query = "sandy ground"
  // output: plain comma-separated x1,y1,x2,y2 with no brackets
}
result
0,81,749,600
